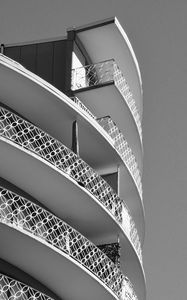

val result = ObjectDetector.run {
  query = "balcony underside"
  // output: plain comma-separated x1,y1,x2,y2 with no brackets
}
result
0,137,120,241
0,57,142,172
0,57,144,239
0,223,119,300
74,83,143,175
71,17,143,119
0,139,145,300
120,238,146,300
0,260,60,300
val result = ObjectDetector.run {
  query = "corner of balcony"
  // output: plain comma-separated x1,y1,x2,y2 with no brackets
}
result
68,17,143,118
71,60,143,176
72,59,142,142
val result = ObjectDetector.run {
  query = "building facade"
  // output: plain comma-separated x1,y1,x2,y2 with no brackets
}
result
0,17,145,300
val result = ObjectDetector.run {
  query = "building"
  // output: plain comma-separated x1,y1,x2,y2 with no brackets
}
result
0,17,145,300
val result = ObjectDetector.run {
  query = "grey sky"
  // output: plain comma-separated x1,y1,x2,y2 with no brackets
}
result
1,0,187,299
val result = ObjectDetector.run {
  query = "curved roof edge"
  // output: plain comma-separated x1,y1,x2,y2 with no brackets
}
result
67,16,143,95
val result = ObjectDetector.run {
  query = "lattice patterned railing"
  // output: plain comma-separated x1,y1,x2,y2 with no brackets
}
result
70,98,142,199
70,97,141,198
97,116,142,262
71,59,142,142
69,100,143,261
0,188,137,300
71,96,96,119
121,203,142,263
0,273,53,300
71,59,114,90
113,64,142,143
0,106,122,224
70,96,142,203
0,106,142,263
97,116,142,198
130,220,142,264
123,278,138,300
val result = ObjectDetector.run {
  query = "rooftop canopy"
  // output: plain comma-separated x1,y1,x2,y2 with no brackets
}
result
68,17,143,118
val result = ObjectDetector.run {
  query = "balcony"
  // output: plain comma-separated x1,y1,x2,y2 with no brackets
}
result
97,116,142,199
0,106,145,299
72,59,142,143
71,60,143,174
0,274,53,300
68,17,143,119
0,54,142,174
0,55,144,234
71,97,142,197
0,106,142,263
0,187,138,300
63,98,144,243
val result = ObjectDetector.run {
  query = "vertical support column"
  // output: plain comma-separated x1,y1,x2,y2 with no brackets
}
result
1,44,4,54
72,120,79,156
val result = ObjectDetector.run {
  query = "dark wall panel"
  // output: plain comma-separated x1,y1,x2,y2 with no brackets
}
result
20,44,37,73
53,40,67,92
5,46,21,62
36,42,53,84
4,39,72,94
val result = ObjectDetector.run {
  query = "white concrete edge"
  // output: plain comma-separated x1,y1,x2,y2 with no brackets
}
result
0,272,54,299
0,54,145,241
0,54,143,212
114,17,143,95
0,221,120,300
113,81,144,153
0,136,145,281
67,17,143,96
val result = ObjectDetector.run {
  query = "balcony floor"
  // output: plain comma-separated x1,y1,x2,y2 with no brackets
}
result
0,138,145,300
0,57,142,171
0,58,144,240
74,83,143,174
0,223,119,300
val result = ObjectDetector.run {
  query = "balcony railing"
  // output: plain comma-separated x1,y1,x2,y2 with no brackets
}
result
0,106,142,263
0,106,121,223
71,59,115,89
121,204,142,264
0,188,138,300
97,116,142,200
123,278,139,300
71,59,142,142
130,220,142,263
70,98,142,199
0,273,53,300
71,96,96,120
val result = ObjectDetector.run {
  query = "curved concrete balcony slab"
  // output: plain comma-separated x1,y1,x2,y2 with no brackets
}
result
68,17,143,119
0,107,145,299
0,104,143,251
0,187,138,300
71,60,143,174
71,59,142,148
0,273,54,300
0,54,144,240
0,259,61,300
97,115,142,198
